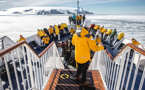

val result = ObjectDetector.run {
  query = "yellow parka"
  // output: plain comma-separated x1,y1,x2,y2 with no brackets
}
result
101,28,107,34
117,32,124,40
42,36,50,44
93,25,99,30
99,26,104,31
106,29,112,35
48,27,54,35
72,28,104,64
76,15,80,20
70,28,75,34
96,37,101,43
63,23,68,28
18,35,26,42
132,38,140,46
38,30,46,37
60,24,64,30
54,25,59,35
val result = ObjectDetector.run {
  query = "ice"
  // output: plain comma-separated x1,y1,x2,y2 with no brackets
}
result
0,14,145,46
87,15,145,46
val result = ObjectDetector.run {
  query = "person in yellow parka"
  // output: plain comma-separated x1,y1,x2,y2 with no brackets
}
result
37,29,41,36
104,29,112,41
70,27,75,35
42,36,50,47
48,26,54,35
76,15,80,25
18,35,26,42
117,32,124,40
71,27,104,85
59,24,64,40
93,25,100,31
63,23,69,35
96,35,101,44
100,28,107,40
37,30,46,39
114,32,124,46
131,38,140,46
54,25,60,40
48,25,54,41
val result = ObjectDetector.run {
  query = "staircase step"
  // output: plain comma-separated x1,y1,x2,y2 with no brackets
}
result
44,69,105,90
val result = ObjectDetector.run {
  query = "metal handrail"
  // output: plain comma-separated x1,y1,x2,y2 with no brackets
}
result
105,43,145,60
0,40,62,90
92,43,145,90
0,40,55,58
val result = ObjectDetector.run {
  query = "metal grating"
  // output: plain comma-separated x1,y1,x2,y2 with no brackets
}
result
44,69,105,90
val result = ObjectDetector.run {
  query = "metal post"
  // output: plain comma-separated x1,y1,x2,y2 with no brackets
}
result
116,48,130,90
22,46,31,89
25,45,35,89
131,54,141,90
4,55,13,90
0,70,4,90
11,51,21,90
16,48,26,90
77,0,80,16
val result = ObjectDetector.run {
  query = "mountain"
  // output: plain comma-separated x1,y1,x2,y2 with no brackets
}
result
0,7,93,15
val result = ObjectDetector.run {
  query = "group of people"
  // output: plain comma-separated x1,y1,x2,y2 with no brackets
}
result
17,16,142,86
37,23,76,47
88,24,125,50
69,14,86,25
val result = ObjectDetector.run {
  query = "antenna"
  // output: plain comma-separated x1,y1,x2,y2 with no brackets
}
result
77,0,80,15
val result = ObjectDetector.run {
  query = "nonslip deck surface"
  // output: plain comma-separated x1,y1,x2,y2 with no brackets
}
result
44,69,105,90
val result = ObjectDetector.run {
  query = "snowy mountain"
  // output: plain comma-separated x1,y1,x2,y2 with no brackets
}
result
0,7,93,15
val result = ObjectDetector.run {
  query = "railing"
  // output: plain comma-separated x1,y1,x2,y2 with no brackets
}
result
0,36,16,50
90,43,145,90
0,41,64,90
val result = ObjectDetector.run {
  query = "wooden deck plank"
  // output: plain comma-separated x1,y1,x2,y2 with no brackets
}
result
44,69,57,90
92,70,105,90
51,69,61,90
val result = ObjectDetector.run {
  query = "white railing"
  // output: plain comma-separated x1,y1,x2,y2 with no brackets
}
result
90,44,145,90
0,41,64,90
0,36,16,50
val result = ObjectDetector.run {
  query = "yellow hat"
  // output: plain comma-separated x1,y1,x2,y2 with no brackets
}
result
101,28,107,33
132,38,140,46
106,29,112,35
117,32,124,40
76,25,80,28
94,25,99,30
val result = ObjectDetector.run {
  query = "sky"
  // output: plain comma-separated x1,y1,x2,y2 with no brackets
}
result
0,0,145,14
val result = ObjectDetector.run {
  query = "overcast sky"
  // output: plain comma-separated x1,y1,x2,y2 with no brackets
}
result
0,0,145,14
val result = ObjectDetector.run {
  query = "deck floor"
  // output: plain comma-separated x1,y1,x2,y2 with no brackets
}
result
44,69,105,90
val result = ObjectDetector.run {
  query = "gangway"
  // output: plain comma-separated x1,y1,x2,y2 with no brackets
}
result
44,69,105,90
0,38,145,90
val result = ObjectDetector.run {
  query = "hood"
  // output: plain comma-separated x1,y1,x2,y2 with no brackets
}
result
80,27,89,37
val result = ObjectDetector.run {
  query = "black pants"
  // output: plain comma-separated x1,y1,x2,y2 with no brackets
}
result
75,61,90,83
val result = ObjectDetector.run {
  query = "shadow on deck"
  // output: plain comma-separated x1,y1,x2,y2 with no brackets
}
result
44,69,105,90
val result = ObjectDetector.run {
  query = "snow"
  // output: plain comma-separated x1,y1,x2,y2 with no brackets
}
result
87,15,145,22
87,15,145,46
0,7,92,15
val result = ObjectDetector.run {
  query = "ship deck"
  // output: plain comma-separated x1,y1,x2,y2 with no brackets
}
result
44,69,105,90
